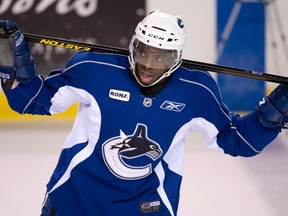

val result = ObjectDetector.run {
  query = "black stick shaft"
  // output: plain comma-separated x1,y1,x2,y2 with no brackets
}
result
2,32,288,84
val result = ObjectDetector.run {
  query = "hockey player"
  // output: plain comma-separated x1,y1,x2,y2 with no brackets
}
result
0,10,288,216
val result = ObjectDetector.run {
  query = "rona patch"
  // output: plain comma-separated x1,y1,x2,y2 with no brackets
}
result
109,89,130,102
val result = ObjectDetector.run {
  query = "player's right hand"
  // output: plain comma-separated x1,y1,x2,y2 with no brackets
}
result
0,20,36,84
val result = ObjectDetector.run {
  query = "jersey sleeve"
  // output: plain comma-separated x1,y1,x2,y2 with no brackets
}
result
3,75,52,115
207,78,280,157
2,52,97,115
217,110,280,157
182,68,280,157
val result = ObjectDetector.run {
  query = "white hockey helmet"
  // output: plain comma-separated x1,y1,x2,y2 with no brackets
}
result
129,9,187,87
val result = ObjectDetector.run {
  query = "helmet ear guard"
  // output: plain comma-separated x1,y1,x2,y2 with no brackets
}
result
129,9,186,87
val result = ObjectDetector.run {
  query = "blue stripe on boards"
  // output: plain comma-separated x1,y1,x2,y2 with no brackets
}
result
217,0,265,111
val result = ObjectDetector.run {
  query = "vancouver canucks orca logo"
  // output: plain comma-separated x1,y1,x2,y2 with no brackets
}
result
177,18,184,28
102,124,163,180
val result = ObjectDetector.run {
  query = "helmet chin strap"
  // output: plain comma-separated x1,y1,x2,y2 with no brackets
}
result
130,61,182,87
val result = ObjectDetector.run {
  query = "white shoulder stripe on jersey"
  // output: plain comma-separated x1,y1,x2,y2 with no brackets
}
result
180,67,223,100
179,78,230,120
46,59,127,80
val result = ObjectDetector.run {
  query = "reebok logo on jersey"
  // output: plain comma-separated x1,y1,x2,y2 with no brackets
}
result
160,101,185,112
109,89,130,102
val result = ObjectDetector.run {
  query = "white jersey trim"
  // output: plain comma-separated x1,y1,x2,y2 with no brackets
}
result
48,86,101,193
155,162,175,216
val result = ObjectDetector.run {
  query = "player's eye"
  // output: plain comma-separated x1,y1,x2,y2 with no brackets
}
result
135,48,146,57
155,56,164,62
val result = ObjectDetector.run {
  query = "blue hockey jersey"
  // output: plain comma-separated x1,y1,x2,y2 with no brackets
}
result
3,52,280,215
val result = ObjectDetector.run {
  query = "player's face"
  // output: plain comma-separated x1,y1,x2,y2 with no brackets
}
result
133,42,177,85
135,63,168,85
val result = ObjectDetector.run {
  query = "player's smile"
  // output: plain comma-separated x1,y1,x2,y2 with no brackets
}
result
140,71,153,84
136,63,168,85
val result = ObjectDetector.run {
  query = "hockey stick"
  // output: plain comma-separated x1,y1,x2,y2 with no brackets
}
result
1,32,288,84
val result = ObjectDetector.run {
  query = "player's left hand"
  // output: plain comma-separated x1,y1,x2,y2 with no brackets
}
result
0,20,36,84
256,84,288,129
0,20,18,35
0,20,17,80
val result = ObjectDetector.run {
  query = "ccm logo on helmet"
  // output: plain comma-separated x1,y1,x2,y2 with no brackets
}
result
148,34,164,41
